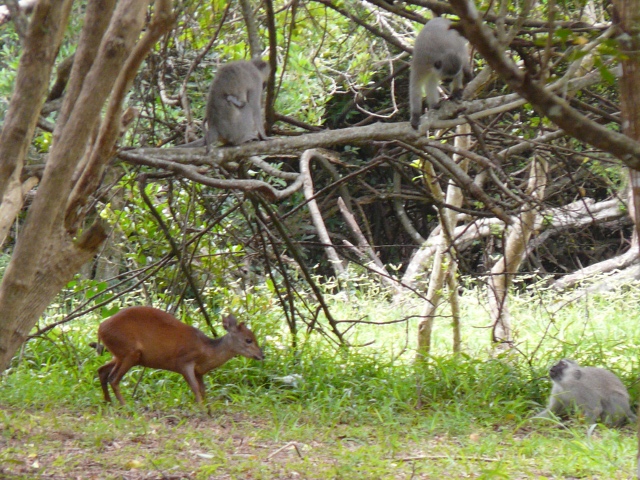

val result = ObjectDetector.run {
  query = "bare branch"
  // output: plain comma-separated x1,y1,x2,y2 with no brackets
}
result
118,150,304,201
300,150,345,277
449,0,640,169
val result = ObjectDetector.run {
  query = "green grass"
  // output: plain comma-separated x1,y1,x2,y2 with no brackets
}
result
1,282,639,478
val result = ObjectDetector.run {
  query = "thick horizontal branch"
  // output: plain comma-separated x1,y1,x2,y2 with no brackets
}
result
135,121,422,165
118,65,620,212
128,67,607,167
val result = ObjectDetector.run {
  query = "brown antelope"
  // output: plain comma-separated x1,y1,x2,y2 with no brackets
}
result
94,306,264,405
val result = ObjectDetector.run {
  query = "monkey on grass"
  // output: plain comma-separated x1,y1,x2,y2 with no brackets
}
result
409,17,472,130
533,358,637,427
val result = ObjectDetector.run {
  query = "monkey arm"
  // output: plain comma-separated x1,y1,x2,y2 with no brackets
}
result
531,389,572,421
531,405,566,423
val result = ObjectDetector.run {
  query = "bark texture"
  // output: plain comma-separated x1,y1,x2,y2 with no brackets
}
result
610,0,640,473
0,0,172,372
614,0,640,256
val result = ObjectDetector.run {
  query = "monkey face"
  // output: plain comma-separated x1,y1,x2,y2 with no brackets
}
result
549,359,569,380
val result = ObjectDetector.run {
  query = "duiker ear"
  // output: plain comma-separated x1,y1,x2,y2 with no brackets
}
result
222,314,238,331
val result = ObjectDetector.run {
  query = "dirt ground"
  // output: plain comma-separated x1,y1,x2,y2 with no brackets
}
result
0,406,442,480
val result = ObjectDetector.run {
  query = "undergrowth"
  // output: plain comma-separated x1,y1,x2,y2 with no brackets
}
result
1,278,640,478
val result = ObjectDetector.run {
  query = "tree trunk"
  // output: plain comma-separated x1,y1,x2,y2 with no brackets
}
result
0,0,170,373
488,157,547,344
300,150,346,278
614,0,640,259
610,0,640,475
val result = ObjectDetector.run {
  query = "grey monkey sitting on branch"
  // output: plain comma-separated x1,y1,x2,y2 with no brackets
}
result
205,58,270,151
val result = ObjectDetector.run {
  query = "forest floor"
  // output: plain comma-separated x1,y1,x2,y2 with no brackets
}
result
3,288,640,478
0,403,636,479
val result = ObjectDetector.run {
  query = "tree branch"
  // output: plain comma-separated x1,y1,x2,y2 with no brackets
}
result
65,0,176,231
300,150,345,277
448,0,640,169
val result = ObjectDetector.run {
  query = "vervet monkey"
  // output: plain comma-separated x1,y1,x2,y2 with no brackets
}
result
205,58,270,151
533,359,636,427
410,17,472,130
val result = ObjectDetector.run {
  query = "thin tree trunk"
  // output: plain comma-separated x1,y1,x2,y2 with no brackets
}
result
417,124,470,357
0,0,72,199
614,0,640,262
239,0,262,58
446,266,461,353
488,157,547,344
